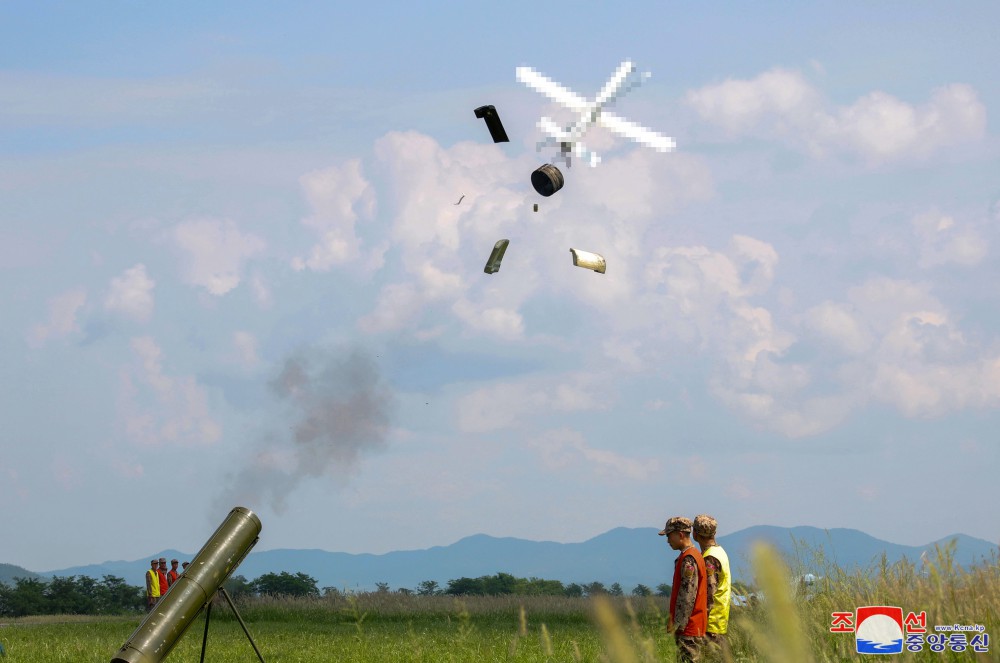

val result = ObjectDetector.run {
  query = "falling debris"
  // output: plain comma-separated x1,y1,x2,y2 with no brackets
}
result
455,195,465,205
484,239,510,274
531,164,564,197
533,203,538,212
570,248,606,274
474,105,510,143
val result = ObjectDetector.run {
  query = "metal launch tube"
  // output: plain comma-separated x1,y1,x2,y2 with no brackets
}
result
111,507,262,663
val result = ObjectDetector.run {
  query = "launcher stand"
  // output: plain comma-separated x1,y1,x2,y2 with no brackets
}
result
199,587,266,663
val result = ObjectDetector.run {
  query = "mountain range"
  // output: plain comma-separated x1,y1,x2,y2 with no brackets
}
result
3,526,995,592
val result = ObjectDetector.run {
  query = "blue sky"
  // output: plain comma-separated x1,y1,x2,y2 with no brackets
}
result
2,2,998,571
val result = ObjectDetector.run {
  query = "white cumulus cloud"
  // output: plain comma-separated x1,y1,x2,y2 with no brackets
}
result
118,336,222,447
686,68,986,162
171,218,266,295
104,264,155,322
291,159,377,272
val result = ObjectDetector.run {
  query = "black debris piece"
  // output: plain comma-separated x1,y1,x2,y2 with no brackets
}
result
531,164,564,197
474,105,510,143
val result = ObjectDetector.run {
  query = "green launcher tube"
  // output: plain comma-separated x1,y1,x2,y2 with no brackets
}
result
111,507,262,663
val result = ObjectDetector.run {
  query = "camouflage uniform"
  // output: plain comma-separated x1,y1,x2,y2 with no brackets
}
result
660,516,707,663
673,553,704,662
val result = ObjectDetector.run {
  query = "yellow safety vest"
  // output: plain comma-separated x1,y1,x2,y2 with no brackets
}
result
703,545,730,634
147,569,161,598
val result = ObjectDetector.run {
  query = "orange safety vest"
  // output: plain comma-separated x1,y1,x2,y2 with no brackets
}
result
167,570,179,586
147,569,161,598
157,570,169,595
669,546,708,636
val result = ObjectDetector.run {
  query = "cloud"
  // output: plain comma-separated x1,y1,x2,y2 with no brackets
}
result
291,160,378,272
911,210,988,268
452,299,525,340
118,336,222,447
685,68,821,135
171,218,266,295
686,68,986,162
802,302,874,355
104,264,155,322
455,373,607,434
350,130,713,342
27,287,87,347
529,428,660,481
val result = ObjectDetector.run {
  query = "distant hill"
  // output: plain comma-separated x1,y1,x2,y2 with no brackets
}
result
0,563,40,586
17,527,997,593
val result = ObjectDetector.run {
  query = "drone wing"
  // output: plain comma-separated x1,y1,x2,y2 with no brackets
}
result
598,111,676,153
516,66,588,112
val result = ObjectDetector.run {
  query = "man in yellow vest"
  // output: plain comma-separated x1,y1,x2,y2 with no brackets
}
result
693,515,731,658
145,559,161,610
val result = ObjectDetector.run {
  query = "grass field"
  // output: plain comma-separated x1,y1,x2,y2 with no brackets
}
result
0,542,995,662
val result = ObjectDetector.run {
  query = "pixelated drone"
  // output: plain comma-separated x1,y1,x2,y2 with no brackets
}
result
516,60,676,170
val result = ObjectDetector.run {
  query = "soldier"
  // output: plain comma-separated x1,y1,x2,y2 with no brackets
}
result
660,516,708,662
156,558,170,599
167,559,180,587
694,515,731,660
145,559,161,610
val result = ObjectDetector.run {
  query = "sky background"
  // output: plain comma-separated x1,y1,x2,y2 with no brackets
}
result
2,2,998,572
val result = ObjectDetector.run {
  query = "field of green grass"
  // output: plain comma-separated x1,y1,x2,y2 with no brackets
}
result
0,542,995,662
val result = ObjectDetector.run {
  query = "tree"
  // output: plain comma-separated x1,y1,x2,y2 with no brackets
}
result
96,575,143,613
482,573,517,595
609,583,624,596
445,577,483,595
3,577,47,616
396,587,412,595
516,577,565,596
564,583,584,598
251,572,319,598
655,583,671,597
631,584,652,597
416,580,440,596
583,582,607,597
224,574,253,598
375,582,391,594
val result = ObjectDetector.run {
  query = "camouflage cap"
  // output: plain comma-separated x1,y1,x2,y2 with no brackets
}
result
693,514,717,538
658,516,693,536
158,557,167,564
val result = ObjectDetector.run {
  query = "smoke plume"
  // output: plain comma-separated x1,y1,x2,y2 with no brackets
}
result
216,345,394,514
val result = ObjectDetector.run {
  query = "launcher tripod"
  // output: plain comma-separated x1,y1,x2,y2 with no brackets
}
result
199,587,265,662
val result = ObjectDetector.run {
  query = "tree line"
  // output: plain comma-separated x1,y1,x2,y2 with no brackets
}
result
224,571,674,600
0,571,676,616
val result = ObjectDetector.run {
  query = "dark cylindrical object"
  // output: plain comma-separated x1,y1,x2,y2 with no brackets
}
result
531,164,564,197
111,507,262,663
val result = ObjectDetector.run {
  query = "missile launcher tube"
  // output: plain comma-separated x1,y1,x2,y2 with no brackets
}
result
111,507,262,663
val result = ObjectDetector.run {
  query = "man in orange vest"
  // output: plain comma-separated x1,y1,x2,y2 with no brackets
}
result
156,558,170,598
167,559,180,587
145,559,161,610
659,516,708,662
